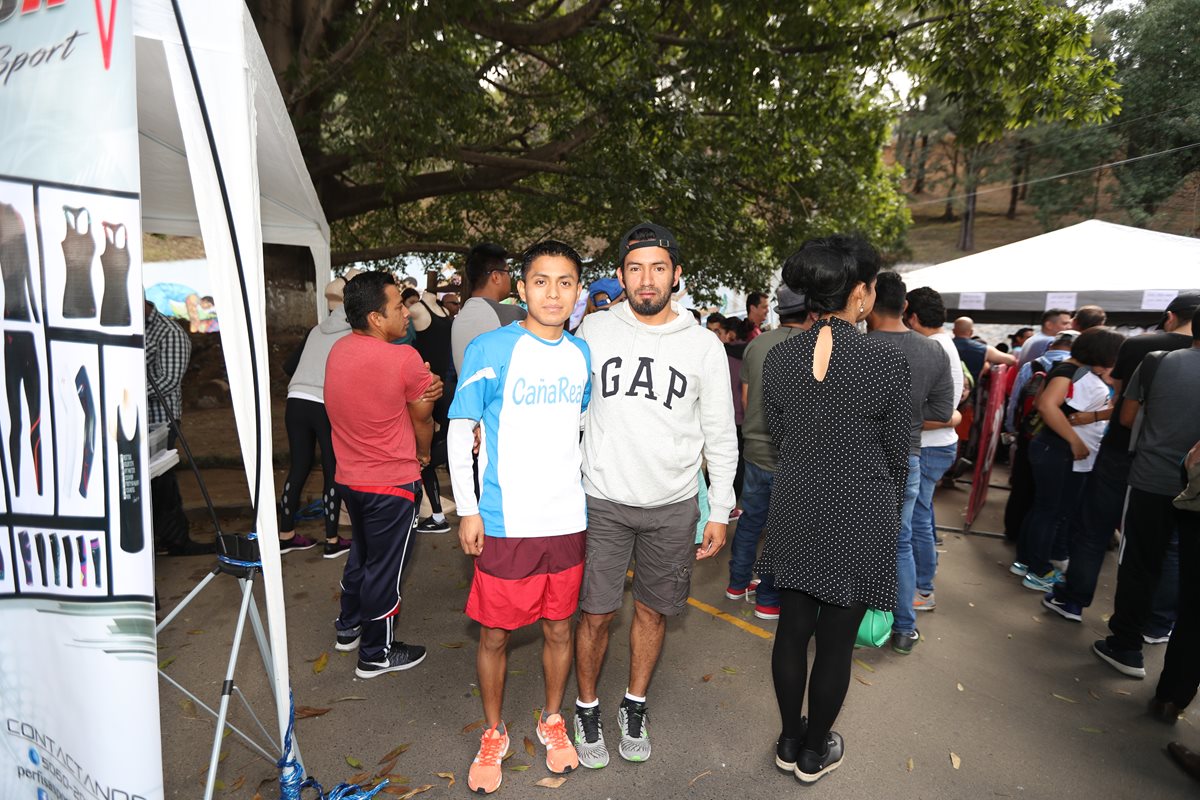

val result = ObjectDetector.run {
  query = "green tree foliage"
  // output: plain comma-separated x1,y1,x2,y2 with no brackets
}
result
1101,0,1200,225
248,2,1116,289
905,0,1120,250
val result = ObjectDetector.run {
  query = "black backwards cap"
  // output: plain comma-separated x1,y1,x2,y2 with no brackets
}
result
618,222,679,267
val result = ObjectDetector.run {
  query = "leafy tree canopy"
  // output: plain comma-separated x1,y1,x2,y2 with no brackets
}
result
249,1,1116,291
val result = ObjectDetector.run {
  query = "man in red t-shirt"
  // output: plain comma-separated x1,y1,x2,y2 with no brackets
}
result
325,271,438,678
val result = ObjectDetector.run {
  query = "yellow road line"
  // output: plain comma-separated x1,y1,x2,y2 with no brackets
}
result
625,570,774,640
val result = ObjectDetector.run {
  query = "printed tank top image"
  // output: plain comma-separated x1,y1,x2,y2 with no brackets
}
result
116,403,143,553
62,206,97,318
100,221,131,326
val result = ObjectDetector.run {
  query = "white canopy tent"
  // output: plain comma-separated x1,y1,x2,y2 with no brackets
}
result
132,0,326,777
902,220,1200,320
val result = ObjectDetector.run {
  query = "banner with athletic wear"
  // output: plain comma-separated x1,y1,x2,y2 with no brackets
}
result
0,2,162,798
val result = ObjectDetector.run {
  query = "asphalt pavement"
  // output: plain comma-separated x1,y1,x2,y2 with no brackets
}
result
155,470,1196,799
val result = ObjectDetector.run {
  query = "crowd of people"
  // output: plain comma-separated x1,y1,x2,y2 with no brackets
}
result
262,224,1200,790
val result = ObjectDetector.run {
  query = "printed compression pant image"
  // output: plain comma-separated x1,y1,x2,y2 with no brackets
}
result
61,206,97,318
64,537,73,588
18,531,32,586
5,331,42,495
50,533,60,586
90,537,101,589
76,366,95,496
34,533,46,586
78,535,87,587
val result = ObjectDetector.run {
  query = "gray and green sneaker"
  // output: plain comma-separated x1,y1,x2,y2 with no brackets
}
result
617,698,651,762
573,703,609,769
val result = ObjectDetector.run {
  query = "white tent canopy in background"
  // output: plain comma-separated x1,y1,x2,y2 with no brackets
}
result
902,220,1200,317
132,0,324,772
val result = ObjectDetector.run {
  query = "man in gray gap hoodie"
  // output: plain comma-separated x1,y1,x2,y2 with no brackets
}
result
571,222,737,769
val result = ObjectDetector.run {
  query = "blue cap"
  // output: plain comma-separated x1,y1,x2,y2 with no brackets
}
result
589,278,623,308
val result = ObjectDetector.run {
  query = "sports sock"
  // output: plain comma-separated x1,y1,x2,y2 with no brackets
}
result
432,513,446,523
624,691,646,704
576,697,599,709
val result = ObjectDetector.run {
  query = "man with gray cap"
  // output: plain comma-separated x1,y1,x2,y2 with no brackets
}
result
724,284,817,620
572,222,737,768
1044,290,1200,624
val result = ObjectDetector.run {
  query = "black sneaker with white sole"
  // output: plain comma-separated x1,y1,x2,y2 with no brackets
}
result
415,517,451,534
795,731,844,784
775,718,807,771
335,625,361,652
355,643,427,678
1092,639,1145,679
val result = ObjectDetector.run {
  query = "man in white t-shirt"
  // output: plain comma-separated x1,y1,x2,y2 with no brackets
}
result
903,287,964,607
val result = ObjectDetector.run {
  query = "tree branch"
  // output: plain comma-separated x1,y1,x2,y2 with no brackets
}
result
290,0,389,106
461,0,613,46
333,243,470,266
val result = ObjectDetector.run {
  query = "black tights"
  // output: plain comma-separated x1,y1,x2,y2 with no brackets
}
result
280,397,339,540
772,588,866,749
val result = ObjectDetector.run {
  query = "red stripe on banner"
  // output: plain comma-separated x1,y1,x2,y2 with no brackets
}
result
347,484,416,502
23,0,67,12
93,0,118,69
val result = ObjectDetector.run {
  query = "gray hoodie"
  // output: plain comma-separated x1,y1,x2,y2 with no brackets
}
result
577,300,737,523
288,306,351,403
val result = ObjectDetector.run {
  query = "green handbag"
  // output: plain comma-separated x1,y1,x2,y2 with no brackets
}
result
855,608,893,648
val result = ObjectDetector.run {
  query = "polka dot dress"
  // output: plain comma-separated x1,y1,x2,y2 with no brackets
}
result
754,317,912,610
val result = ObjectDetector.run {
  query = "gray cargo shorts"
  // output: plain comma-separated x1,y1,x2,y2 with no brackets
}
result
579,494,700,617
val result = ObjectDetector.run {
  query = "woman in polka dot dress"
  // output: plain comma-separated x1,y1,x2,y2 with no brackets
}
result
754,235,911,784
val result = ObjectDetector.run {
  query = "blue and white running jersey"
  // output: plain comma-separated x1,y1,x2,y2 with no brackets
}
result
449,322,591,538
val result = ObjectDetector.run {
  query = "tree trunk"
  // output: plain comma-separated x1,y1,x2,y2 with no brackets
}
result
942,148,959,221
1006,139,1026,219
957,152,978,251
913,133,930,194
1092,167,1102,217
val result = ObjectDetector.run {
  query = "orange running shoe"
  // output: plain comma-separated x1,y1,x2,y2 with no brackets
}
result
468,723,509,794
537,711,579,774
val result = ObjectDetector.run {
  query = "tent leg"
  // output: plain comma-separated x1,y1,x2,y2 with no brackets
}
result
203,576,255,800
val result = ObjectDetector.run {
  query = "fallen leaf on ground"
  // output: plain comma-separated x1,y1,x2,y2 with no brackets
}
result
1051,693,1078,704
439,642,464,649
187,629,204,635
158,657,176,670
702,674,713,682
1115,690,1131,696
213,779,226,790
230,776,245,791
398,784,433,799
1101,613,1112,622
508,765,530,772
1032,616,1042,623
532,708,543,721
502,751,515,762
854,676,873,686
336,696,367,702
956,683,965,692
471,686,480,697
379,743,412,762
524,737,536,757
376,760,398,778
348,772,369,785
434,771,455,787
1088,689,1101,701
906,757,914,773
950,752,961,770
381,774,411,784
1080,727,1104,734
534,776,567,788
346,756,363,769
313,652,329,674
688,770,712,787
295,706,331,719
455,579,470,590
968,602,975,607
381,787,412,796
180,698,200,719
741,609,752,619
252,793,263,800
462,719,485,734
219,750,229,762
508,669,527,676
721,666,738,674
853,658,876,673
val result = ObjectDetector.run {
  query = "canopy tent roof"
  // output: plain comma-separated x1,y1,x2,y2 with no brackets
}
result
134,2,330,288
901,220,1200,322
